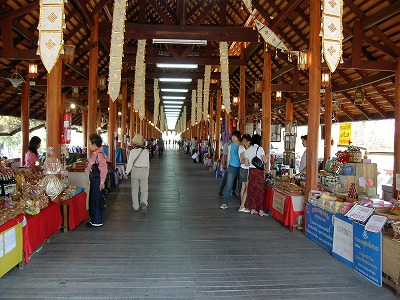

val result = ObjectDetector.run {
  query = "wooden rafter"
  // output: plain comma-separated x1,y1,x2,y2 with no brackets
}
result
147,0,174,25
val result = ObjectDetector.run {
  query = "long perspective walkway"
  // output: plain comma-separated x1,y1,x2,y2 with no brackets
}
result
0,148,396,299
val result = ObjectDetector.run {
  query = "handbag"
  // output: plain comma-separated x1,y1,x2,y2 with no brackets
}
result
251,146,265,170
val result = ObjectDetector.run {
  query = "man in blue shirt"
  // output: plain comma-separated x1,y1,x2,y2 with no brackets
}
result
220,130,242,209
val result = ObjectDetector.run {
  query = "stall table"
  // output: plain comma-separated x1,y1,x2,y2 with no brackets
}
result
265,187,304,232
0,215,24,277
67,172,90,209
61,192,88,232
23,201,62,264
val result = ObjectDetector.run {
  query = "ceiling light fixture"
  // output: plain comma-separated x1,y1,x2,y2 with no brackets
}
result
157,64,198,69
161,89,188,93
159,78,192,83
163,101,184,105
162,96,185,100
153,39,207,45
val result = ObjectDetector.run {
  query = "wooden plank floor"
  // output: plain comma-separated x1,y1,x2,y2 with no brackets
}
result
0,148,397,299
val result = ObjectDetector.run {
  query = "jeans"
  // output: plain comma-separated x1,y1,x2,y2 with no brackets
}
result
218,170,228,195
89,173,103,225
223,165,240,205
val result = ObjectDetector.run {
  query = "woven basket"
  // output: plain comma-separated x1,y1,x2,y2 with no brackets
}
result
383,235,400,291
392,222,400,241
349,150,362,163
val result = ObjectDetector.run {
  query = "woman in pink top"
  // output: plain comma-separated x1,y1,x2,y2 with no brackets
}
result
85,134,109,228
24,136,41,173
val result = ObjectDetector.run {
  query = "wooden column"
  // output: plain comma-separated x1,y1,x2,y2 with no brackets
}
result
225,111,231,133
87,13,99,157
286,98,293,123
393,58,400,197
121,81,128,149
21,77,30,165
209,95,214,149
262,46,271,172
108,97,116,167
96,105,101,135
239,42,246,130
216,89,222,158
82,104,87,147
305,0,322,198
46,59,62,158
129,96,135,139
324,87,333,167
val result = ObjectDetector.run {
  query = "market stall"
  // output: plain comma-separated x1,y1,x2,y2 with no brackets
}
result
61,191,87,232
264,187,304,231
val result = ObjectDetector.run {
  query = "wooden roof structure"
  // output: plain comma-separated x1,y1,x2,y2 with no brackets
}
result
0,0,399,132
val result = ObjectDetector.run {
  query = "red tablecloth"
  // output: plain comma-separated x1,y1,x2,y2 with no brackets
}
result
23,201,62,263
64,192,88,230
264,187,304,232
0,214,25,234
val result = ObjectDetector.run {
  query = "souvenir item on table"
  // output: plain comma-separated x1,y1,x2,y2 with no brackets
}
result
14,167,43,185
0,202,24,226
40,147,65,200
11,182,49,215
347,182,358,201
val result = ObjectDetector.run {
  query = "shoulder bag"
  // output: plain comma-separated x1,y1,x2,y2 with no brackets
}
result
251,146,266,170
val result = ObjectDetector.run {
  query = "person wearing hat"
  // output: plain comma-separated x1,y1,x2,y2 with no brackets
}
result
124,134,150,212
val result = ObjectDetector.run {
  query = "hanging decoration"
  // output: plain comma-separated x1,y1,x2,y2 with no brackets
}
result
37,0,66,73
253,19,289,52
108,0,128,101
203,65,211,121
182,106,187,133
196,79,203,123
219,42,231,114
322,0,343,73
160,106,165,131
153,79,160,125
133,39,146,119
191,89,196,126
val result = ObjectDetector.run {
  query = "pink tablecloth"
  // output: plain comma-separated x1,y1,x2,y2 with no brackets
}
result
65,192,88,230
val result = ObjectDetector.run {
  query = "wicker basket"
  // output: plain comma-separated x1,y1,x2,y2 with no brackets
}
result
349,150,362,163
392,222,400,241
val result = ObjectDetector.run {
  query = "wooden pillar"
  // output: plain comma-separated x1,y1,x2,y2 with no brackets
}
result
393,58,400,197
87,13,99,157
21,77,30,165
225,111,231,133
129,96,135,139
262,45,271,172
108,97,116,167
46,59,62,158
324,87,333,167
305,0,322,198
239,42,246,130
121,81,127,149
96,105,101,135
216,89,222,158
82,104,88,147
209,95,214,148
286,98,293,123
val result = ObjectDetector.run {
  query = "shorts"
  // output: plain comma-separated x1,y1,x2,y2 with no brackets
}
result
240,167,249,182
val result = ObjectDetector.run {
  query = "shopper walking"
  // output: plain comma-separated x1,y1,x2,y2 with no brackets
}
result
245,134,269,216
24,136,42,173
157,138,165,157
85,134,109,228
220,130,241,209
124,134,150,213
238,134,251,213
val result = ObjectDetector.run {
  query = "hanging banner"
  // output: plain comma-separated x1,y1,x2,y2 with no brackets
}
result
37,0,66,73
322,0,343,73
339,123,351,145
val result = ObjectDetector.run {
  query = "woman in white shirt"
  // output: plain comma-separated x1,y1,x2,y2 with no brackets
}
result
245,134,269,216
238,134,251,213
124,134,150,213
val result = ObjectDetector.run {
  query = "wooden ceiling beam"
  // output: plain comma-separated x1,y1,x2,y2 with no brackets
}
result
0,0,39,24
192,0,217,25
361,1,400,31
98,23,259,42
332,71,394,92
341,91,371,119
91,0,112,17
70,0,93,26
374,86,395,108
11,20,38,45
146,0,175,25
219,0,227,26
268,0,304,31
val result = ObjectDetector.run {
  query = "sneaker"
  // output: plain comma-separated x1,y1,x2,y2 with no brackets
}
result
140,202,147,213
238,207,250,213
218,192,223,198
250,209,259,215
133,207,140,212
259,211,269,217
220,204,228,209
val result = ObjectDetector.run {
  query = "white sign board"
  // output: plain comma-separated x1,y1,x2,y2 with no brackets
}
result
345,204,374,223
396,174,400,191
365,215,388,233
333,217,353,264
272,190,285,214
4,227,16,254
0,234,3,258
